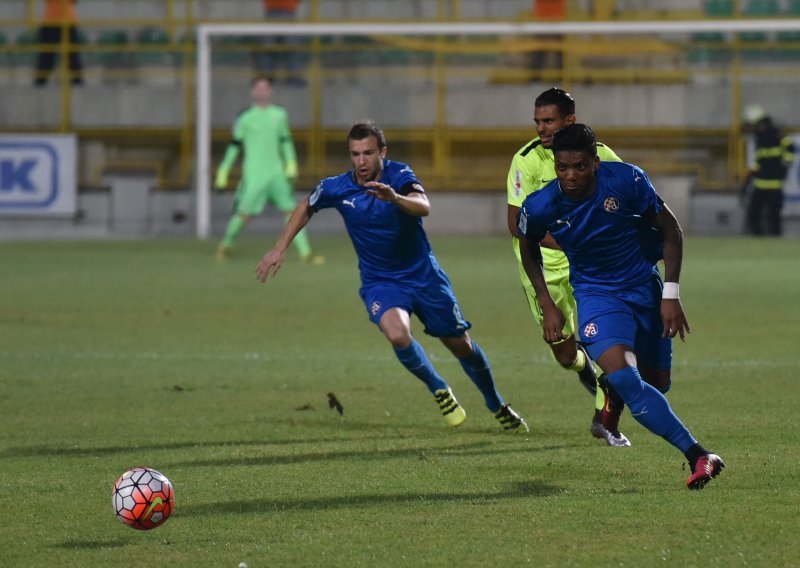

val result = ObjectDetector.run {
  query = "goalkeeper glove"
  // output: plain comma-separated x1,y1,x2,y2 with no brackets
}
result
214,168,229,191
284,160,299,182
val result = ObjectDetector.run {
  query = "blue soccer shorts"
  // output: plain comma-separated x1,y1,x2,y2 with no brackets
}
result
576,273,672,370
359,269,471,338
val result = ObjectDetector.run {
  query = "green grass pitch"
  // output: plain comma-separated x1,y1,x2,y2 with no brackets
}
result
1,235,798,566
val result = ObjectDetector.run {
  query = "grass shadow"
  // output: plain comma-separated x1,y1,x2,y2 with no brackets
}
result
166,438,560,469
0,433,402,459
179,480,564,517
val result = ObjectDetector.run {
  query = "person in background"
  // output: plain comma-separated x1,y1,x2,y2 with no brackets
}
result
35,0,83,86
742,105,796,237
215,76,322,264
258,0,306,86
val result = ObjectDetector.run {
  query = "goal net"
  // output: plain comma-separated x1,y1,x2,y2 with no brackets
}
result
195,19,800,238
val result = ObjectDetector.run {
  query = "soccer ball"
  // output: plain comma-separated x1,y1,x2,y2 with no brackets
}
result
112,467,175,530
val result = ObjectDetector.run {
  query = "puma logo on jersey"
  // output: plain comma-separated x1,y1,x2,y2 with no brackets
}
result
555,218,571,228
342,198,357,208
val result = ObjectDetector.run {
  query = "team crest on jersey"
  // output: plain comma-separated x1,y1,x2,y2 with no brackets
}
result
371,301,381,316
513,170,523,199
583,322,598,338
603,197,620,212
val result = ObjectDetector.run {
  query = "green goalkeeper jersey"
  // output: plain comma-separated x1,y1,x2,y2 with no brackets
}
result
219,104,297,180
507,137,621,271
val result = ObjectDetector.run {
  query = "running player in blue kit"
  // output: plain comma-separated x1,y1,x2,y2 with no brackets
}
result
517,124,724,489
256,120,528,432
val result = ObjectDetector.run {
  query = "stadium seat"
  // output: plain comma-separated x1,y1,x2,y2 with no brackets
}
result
75,27,89,46
135,27,172,66
742,0,779,16
688,0,733,64
739,0,779,57
344,35,375,66
777,0,800,58
376,42,412,67
318,35,346,67
328,34,411,67
212,35,252,66
94,29,130,67
174,29,195,66
13,29,38,67
706,0,734,15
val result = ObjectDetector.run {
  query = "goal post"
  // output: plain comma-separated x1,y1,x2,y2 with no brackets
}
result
195,19,800,238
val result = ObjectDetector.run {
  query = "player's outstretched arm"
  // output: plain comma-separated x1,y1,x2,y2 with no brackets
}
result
654,204,691,341
365,182,430,216
256,197,315,282
520,235,566,343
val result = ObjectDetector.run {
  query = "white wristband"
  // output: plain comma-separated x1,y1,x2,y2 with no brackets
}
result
662,282,680,300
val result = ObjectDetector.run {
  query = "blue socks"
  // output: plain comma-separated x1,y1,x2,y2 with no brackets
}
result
394,339,504,413
458,341,504,413
606,366,696,452
394,339,448,394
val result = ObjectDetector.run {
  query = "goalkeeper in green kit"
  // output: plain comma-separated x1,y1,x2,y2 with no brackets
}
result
215,76,323,264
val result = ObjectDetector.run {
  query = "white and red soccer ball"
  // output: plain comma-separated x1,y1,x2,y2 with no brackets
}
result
112,467,174,530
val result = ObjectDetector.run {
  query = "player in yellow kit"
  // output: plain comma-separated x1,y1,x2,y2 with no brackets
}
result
506,88,628,446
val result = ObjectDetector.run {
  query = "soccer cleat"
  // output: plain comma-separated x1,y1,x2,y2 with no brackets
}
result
590,416,631,447
433,388,466,427
302,254,326,265
576,343,598,396
215,245,233,261
494,404,530,433
686,453,725,490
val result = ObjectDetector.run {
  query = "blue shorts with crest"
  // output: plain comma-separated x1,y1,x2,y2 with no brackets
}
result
359,268,471,338
576,270,672,370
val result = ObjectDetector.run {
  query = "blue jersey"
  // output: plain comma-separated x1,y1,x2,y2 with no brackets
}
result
308,160,439,286
517,161,663,293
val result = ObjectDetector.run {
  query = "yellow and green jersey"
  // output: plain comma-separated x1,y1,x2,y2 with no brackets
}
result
507,137,622,271
219,104,296,181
